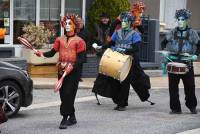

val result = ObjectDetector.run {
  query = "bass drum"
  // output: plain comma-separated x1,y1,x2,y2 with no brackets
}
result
99,48,133,82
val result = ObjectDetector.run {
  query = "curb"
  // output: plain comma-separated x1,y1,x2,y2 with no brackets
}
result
33,84,200,90
33,84,92,89
177,128,200,134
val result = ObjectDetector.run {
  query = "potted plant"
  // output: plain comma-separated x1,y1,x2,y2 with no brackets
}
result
21,22,58,65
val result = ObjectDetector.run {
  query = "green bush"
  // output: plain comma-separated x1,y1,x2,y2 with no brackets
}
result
87,0,130,33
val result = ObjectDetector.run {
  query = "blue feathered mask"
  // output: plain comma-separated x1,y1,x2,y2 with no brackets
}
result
120,12,135,23
175,9,192,20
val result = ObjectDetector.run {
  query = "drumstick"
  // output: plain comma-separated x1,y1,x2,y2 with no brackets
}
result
155,51,174,62
165,56,174,62
54,63,74,92
17,37,38,53
54,71,67,92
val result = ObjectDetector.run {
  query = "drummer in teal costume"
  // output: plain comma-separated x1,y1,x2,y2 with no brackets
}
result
161,9,200,114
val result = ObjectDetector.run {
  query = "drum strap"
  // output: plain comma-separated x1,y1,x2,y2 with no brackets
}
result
116,30,135,41
116,30,135,48
174,28,190,60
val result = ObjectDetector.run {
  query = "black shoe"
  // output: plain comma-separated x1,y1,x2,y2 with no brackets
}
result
114,105,126,111
67,114,77,126
59,117,68,129
190,108,197,114
169,110,182,114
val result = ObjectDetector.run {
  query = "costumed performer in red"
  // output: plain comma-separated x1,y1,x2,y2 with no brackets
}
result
34,14,86,129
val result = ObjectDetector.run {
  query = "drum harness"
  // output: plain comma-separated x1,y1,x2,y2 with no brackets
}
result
172,29,193,69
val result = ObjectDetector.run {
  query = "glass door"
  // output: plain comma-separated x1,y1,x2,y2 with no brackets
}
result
13,0,36,44
65,0,82,17
0,0,10,44
40,0,61,44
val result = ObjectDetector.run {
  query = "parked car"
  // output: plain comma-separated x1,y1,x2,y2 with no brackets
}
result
0,61,33,117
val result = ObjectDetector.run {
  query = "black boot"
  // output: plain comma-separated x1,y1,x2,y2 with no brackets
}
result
169,110,182,114
67,113,77,126
59,116,68,129
114,105,126,111
190,108,197,114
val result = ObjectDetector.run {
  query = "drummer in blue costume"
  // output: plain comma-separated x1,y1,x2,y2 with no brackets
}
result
92,12,153,111
161,9,200,114
111,12,141,52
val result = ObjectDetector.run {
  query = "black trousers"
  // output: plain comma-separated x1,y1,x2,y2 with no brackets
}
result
111,55,151,107
111,73,131,107
111,56,140,107
93,55,150,106
168,67,197,111
59,66,81,117
130,55,150,102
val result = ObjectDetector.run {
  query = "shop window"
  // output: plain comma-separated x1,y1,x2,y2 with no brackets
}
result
40,0,61,44
65,0,82,17
13,0,36,44
0,0,10,44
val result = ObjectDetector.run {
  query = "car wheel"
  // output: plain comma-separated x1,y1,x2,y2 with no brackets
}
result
0,81,22,117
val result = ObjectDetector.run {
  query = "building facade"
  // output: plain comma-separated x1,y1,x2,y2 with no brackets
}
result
0,0,199,58
0,0,86,57
132,0,200,29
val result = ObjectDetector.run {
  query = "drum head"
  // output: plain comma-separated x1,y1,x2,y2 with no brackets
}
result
119,57,132,82
99,48,133,82
167,62,187,67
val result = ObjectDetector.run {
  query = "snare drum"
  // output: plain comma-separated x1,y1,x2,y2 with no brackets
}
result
167,62,189,74
99,48,133,82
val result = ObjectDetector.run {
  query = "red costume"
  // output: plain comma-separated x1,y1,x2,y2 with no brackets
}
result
38,13,86,129
53,36,85,63
18,13,86,129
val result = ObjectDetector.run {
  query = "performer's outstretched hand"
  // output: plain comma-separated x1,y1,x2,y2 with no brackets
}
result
92,43,102,49
92,43,102,52
191,55,198,61
34,50,43,57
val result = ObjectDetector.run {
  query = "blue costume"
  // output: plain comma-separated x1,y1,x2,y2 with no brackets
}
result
111,29,141,50
161,9,200,114
165,28,199,54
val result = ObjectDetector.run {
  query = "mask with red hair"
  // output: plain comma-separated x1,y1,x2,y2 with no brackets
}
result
60,13,79,33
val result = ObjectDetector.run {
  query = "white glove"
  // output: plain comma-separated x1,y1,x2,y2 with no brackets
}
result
191,55,198,61
92,43,102,50
92,43,98,49
96,46,102,49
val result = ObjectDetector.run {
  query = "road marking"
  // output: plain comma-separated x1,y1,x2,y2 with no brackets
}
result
20,95,104,111
177,128,200,134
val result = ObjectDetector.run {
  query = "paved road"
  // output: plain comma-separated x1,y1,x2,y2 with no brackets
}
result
1,88,200,134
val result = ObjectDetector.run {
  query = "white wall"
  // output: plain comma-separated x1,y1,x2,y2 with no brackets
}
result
161,0,187,29
14,45,23,57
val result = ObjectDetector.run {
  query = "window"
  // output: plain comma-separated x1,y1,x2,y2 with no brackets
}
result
65,0,82,17
13,0,36,44
40,0,61,44
0,0,10,44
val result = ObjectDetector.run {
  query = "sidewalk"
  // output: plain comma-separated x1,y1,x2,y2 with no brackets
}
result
32,76,200,89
